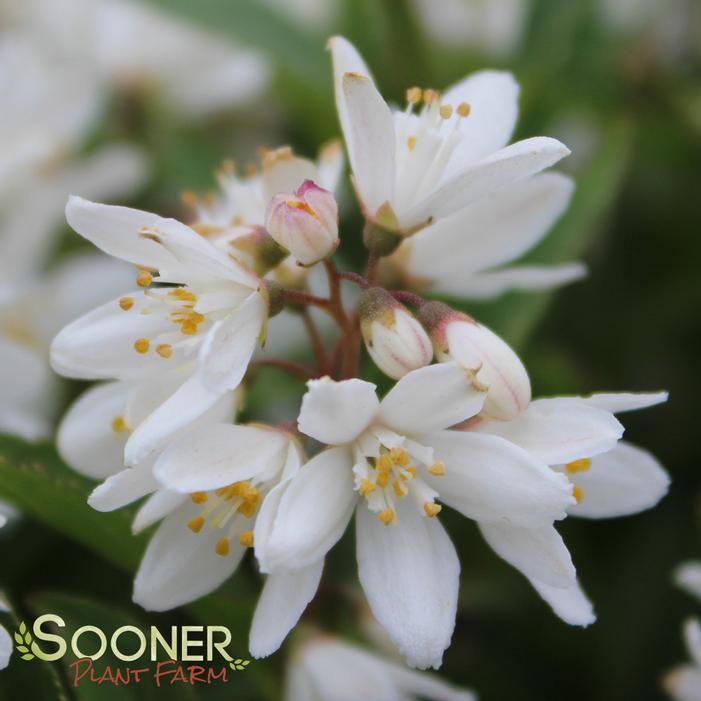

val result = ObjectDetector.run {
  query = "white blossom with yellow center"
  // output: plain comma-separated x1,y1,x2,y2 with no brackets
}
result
253,362,576,669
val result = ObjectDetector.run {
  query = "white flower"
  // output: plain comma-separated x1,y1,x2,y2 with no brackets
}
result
675,562,701,602
135,423,303,613
254,363,575,668
359,288,433,380
51,197,269,465
266,180,339,266
329,36,570,235
665,619,701,701
286,634,475,701
468,391,669,626
386,172,586,298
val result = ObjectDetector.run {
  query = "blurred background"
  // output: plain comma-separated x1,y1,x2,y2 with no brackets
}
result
0,0,700,698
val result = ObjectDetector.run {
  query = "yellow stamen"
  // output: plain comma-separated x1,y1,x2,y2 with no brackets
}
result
393,480,405,498
377,455,392,472
288,200,319,219
378,508,396,525
424,502,442,518
156,344,173,358
190,492,208,504
169,288,197,302
134,338,150,354
423,89,439,104
181,321,198,335
407,136,417,151
181,191,198,207
439,104,453,119
239,531,254,548
572,485,584,503
187,516,205,533
221,159,235,174
376,472,390,488
566,458,592,474
359,479,376,496
390,448,410,466
111,416,127,433
245,164,258,177
136,270,153,287
457,102,471,118
406,86,422,104
215,537,230,557
428,461,445,476
119,296,134,311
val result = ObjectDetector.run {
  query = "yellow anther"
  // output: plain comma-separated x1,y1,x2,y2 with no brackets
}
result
359,479,376,496
378,508,396,525
134,338,150,354
245,163,258,177
572,485,584,503
119,296,134,311
221,159,235,174
423,89,440,104
187,516,205,533
188,311,205,324
439,104,453,119
406,86,422,104
457,102,471,117
393,480,406,498
566,458,592,474
390,448,410,466
407,136,417,151
239,531,254,548
181,321,198,335
111,416,127,433
190,492,208,504
215,537,230,557
156,344,173,358
377,455,392,472
428,461,445,476
424,502,442,518
169,288,197,302
376,472,390,488
136,270,153,287
180,191,198,207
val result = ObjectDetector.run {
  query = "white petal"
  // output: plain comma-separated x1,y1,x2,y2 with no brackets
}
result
385,659,476,701
479,522,575,588
132,489,186,534
254,447,356,573
440,263,587,299
0,625,11,670
341,72,396,218
298,377,379,445
474,397,624,464
155,423,288,493
356,500,459,670
422,431,574,527
674,562,701,603
407,173,575,284
249,560,323,659
402,137,570,228
664,664,701,701
379,362,486,435
88,463,158,512
124,372,223,466
529,578,596,627
442,70,520,168
262,148,318,201
133,502,244,611
198,292,265,393
565,442,670,519
578,391,669,413
684,618,701,667
317,139,345,194
57,381,133,479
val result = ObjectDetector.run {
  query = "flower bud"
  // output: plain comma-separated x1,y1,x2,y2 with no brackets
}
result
359,287,433,380
419,301,531,420
265,180,339,266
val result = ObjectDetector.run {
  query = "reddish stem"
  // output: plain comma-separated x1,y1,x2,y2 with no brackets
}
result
391,290,427,308
283,288,331,310
337,270,369,288
366,251,380,286
250,359,317,380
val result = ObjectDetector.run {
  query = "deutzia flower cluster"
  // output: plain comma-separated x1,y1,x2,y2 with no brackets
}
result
51,36,670,671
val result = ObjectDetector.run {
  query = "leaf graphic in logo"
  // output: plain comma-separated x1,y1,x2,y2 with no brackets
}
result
229,659,250,671
14,622,35,661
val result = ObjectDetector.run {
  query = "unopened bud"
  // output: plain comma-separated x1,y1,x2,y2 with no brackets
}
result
265,180,339,266
225,225,287,276
419,301,531,420
359,288,433,380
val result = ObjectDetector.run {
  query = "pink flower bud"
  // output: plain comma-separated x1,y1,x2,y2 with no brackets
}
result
419,302,531,420
265,180,339,266
359,288,433,380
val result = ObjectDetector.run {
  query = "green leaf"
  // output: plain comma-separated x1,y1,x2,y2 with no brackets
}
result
19,622,26,635
14,633,22,645
16,645,28,654
20,654,34,661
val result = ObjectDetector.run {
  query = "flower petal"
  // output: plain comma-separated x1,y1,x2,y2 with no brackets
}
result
341,72,396,218
684,618,701,667
0,625,11,670
132,489,187,534
578,391,669,413
664,664,701,701
379,362,486,435
317,139,345,194
564,441,670,519
133,502,245,611
198,292,265,394
529,578,596,627
249,560,324,659
479,522,576,588
385,658,477,701
155,423,289,493
88,463,159,512
474,397,624,464
254,447,356,573
422,431,574,527
403,137,570,228
356,500,459,670
298,377,379,445
262,148,318,201
674,561,701,603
